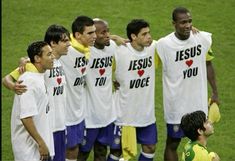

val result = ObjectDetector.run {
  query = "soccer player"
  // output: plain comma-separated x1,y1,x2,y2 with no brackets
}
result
59,15,96,161
2,24,71,161
109,19,158,161
10,41,55,161
77,18,118,161
155,7,219,161
43,25,70,161
180,110,220,161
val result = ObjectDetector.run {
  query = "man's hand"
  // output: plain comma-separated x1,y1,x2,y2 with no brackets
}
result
13,80,27,95
110,35,130,46
192,26,199,34
210,92,220,105
38,140,50,161
113,80,120,90
210,152,220,161
18,57,30,74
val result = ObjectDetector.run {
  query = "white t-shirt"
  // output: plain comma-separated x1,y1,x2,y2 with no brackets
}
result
11,72,54,161
60,46,88,126
44,59,66,132
114,42,156,127
156,31,212,124
84,40,117,128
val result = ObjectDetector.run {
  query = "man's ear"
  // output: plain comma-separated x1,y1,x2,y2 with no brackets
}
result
75,32,82,39
197,128,203,135
172,21,176,26
50,41,57,47
34,55,41,63
131,33,137,41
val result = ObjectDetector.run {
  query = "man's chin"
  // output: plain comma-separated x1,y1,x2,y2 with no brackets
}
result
184,31,191,36
105,42,110,46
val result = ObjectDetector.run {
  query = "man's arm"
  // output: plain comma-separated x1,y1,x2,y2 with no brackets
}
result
206,61,219,104
2,74,27,95
2,56,29,95
21,117,50,160
110,35,129,46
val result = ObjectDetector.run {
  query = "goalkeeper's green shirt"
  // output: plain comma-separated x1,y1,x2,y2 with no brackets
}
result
182,141,215,161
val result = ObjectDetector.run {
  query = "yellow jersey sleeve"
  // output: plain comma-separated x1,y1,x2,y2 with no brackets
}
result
206,48,214,61
112,57,116,74
9,63,38,80
155,50,161,69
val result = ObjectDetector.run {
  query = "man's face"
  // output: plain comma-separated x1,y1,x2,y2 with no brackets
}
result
134,27,152,47
173,12,192,39
79,25,97,47
40,45,54,70
203,120,214,136
53,34,70,56
95,22,110,47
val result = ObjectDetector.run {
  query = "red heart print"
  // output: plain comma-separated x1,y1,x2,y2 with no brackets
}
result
185,59,193,67
99,68,105,76
57,77,62,85
81,67,86,74
137,69,144,77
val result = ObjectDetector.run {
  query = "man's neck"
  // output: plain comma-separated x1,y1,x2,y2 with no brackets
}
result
174,32,190,40
76,39,88,48
94,43,105,49
131,41,144,52
33,63,45,73
52,51,60,60
197,136,208,147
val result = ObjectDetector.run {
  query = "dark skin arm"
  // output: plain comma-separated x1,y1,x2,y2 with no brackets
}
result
2,56,29,95
21,117,50,160
2,74,27,95
207,61,219,104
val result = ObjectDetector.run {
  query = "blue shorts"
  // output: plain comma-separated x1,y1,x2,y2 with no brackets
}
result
110,123,158,149
80,123,114,152
167,124,184,138
66,120,85,148
53,130,66,161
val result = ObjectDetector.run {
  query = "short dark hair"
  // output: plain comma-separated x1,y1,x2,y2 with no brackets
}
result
72,15,94,37
27,41,48,63
44,24,70,44
172,7,190,21
180,110,206,141
126,19,149,41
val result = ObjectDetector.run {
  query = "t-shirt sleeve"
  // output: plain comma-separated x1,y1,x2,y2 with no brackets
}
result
155,39,166,69
9,63,37,80
19,78,38,118
10,68,21,81
155,50,161,69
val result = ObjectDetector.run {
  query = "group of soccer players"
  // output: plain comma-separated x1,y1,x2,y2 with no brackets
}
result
3,6,220,161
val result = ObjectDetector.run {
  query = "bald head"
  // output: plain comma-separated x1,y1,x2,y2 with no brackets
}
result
93,18,110,49
93,18,108,26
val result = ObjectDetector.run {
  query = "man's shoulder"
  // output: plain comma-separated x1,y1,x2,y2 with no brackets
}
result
116,43,129,51
158,32,174,41
19,72,44,84
156,32,174,46
193,31,212,40
198,31,212,36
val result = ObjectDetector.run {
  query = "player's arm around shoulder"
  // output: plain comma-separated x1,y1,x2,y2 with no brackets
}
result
110,34,129,46
2,56,30,95
2,73,27,95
